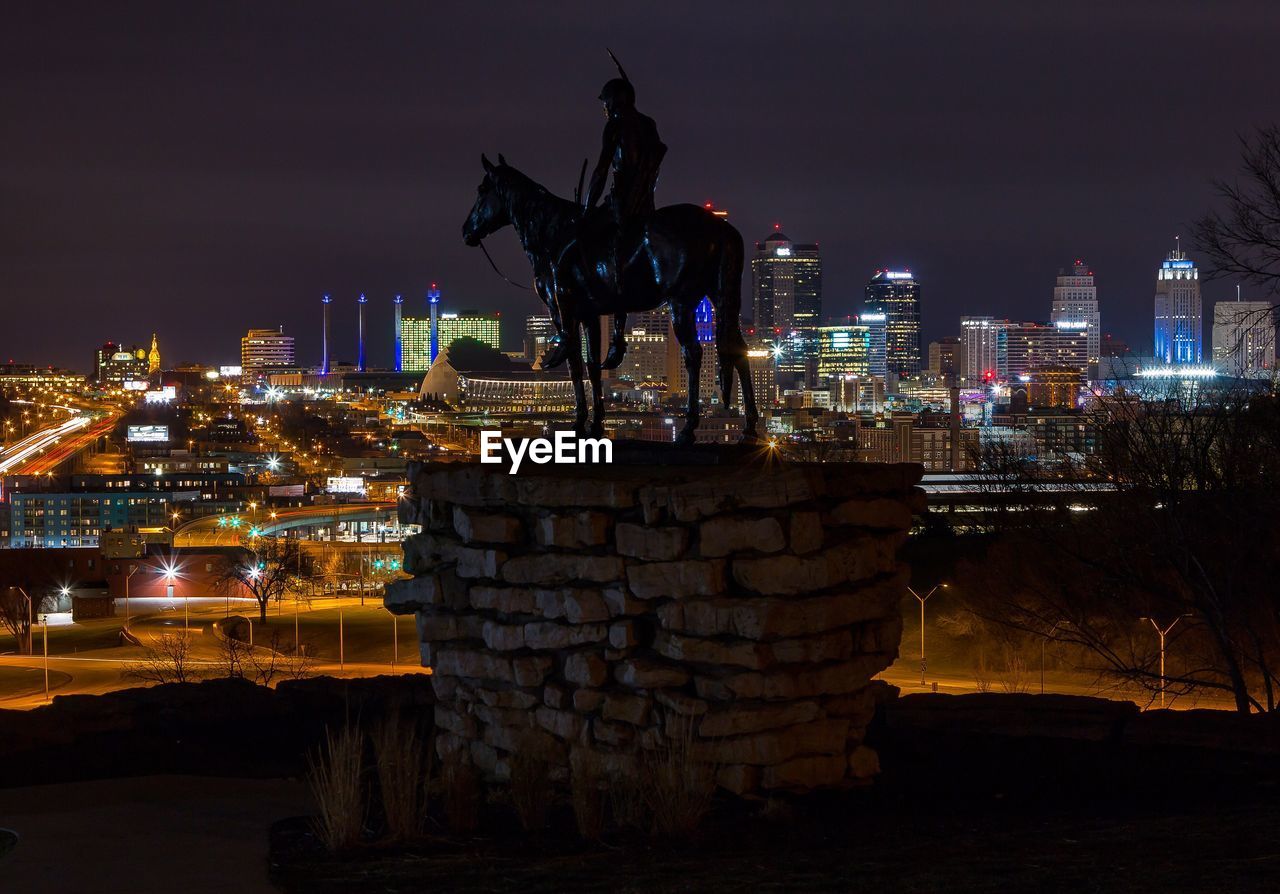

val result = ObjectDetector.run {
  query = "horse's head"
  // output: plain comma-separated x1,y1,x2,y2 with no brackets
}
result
462,154,512,246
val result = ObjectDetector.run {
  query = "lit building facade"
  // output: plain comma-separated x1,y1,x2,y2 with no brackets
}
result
438,312,501,355
860,312,887,378
400,316,433,373
816,325,871,382
1001,322,1088,379
9,491,175,548
1050,260,1100,376
961,316,1006,385
524,315,556,362
751,230,822,386
1211,300,1275,377
927,336,963,382
1153,246,1202,364
240,328,295,376
864,269,921,380
94,342,148,386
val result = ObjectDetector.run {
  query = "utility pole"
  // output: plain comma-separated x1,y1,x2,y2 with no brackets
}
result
1141,615,1189,708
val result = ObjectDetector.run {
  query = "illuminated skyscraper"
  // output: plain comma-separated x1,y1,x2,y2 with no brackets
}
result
860,311,887,378
393,295,404,371
357,293,368,372
241,327,295,376
524,314,556,362
1050,260,1100,377
751,229,822,385
438,312,501,354
400,316,432,373
864,269,921,380
1153,244,1202,364
147,333,161,375
961,316,1007,385
320,294,332,374
817,324,871,382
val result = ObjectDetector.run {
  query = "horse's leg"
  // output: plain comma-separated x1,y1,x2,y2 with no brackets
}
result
601,312,628,370
716,317,759,445
672,307,702,446
585,314,606,438
564,317,588,437
539,267,571,369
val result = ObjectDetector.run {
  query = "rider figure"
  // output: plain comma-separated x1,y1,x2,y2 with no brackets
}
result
542,53,666,371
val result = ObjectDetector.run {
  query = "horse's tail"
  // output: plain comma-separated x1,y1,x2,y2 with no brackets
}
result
714,224,757,434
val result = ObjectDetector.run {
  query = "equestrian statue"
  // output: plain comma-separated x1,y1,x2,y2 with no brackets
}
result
461,53,758,446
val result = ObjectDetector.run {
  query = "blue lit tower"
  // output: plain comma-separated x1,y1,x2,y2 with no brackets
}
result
321,294,332,374
428,283,441,364
357,293,367,372
1153,240,1202,364
393,294,404,372
864,269,922,380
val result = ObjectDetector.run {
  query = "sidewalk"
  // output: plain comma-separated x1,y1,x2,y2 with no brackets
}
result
0,775,308,893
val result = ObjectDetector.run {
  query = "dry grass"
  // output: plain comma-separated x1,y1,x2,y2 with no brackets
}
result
441,750,480,834
570,751,607,842
607,766,649,833
640,720,717,839
306,725,366,851
509,734,554,833
371,713,433,842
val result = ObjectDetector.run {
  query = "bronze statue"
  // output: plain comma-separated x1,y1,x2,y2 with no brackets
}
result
462,58,758,446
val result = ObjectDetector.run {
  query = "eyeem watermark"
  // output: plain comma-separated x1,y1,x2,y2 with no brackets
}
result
480,430,612,474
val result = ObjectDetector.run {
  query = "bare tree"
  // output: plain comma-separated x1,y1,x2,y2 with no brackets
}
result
216,535,303,623
958,381,1280,713
1194,126,1280,289
125,631,200,684
0,588,45,656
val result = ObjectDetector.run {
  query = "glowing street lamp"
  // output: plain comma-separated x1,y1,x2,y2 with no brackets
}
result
1140,615,1191,708
907,583,948,686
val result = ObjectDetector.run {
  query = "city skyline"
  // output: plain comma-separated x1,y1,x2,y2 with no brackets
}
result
4,3,1278,370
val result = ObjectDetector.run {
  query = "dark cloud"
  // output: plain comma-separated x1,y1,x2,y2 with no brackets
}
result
1,1,1276,370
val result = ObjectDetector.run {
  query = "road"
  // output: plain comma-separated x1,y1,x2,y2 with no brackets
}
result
0,412,105,475
173,502,398,546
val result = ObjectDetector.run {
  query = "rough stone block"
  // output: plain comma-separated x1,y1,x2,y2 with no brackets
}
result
482,621,526,652
602,693,651,726
616,523,690,561
716,764,761,796
536,706,585,740
543,683,569,710
477,689,539,710
573,688,606,712
654,688,709,716
503,553,625,586
827,497,913,531
695,654,892,701
698,701,822,737
767,630,854,665
512,655,553,687
762,754,848,789
536,588,610,624
434,649,513,683
789,511,825,555
603,587,645,618
609,621,638,650
469,585,536,615
698,516,786,558
732,537,898,596
849,744,880,779
523,621,608,650
627,559,726,600
592,718,635,747
533,510,611,548
454,545,506,579
614,658,690,689
453,505,523,544
563,652,609,687
516,477,637,509
654,631,765,669
696,719,849,766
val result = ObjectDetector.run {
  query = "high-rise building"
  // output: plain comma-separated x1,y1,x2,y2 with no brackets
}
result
864,269,921,380
1212,300,1275,377
524,315,556,362
438,311,501,355
1001,322,1087,379
816,324,871,382
927,336,963,382
94,342,148,386
400,316,433,373
960,316,1006,385
393,295,404,371
751,229,821,385
240,328,295,376
1153,244,1202,364
860,311,887,378
1050,260,1100,377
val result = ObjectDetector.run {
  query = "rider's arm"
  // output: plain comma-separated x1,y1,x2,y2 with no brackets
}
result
584,121,616,210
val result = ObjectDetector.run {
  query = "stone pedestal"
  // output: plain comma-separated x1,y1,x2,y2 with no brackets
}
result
385,455,923,795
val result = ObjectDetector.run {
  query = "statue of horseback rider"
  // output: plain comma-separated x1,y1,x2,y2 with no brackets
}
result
540,52,666,371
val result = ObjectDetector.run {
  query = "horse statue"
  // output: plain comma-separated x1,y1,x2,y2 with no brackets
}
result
462,154,759,446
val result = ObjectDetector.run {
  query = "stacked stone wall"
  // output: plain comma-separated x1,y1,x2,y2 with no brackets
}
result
386,459,923,794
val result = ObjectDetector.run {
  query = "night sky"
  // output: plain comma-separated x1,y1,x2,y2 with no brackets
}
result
3,1,1278,372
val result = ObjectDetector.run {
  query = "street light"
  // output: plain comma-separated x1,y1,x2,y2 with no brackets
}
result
1140,615,1191,708
1041,621,1067,695
906,583,948,686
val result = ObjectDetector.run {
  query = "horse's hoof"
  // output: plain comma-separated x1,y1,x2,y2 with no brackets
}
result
600,342,626,371
674,429,696,447
540,341,570,369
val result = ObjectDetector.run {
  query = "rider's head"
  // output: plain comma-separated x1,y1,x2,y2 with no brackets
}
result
599,77,635,117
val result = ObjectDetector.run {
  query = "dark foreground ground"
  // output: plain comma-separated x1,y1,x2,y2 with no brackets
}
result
269,797,1280,894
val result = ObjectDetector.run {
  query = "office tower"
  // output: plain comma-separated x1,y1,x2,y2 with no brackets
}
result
321,294,332,374
1050,260,1101,376
1212,300,1276,377
751,229,821,385
860,311,887,378
393,295,404,372
1153,243,1202,364
357,293,368,371
746,348,778,408
147,333,161,375
241,327,295,376
817,324,871,382
961,316,1007,385
864,269,921,379
400,316,433,373
524,314,556,362
1001,322,1087,379
94,342,148,386
438,311,501,354
927,336,962,382
428,283,441,364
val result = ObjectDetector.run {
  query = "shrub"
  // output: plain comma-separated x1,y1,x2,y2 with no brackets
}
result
441,751,480,834
640,719,716,840
372,713,433,841
306,725,366,851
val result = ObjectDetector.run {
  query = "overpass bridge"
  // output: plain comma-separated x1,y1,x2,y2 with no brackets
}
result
174,502,400,547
